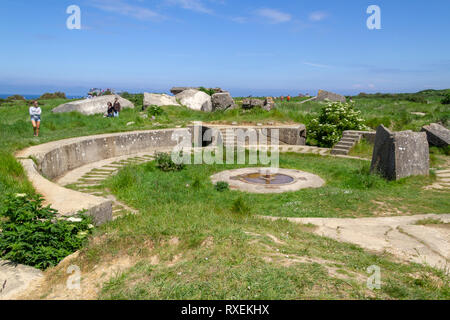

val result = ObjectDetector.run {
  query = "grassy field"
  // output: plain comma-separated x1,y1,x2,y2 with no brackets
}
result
1,92,449,299
27,154,447,300
104,154,448,219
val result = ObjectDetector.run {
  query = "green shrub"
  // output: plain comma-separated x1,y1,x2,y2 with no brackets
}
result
155,152,185,172
231,197,251,215
215,181,229,192
0,193,93,270
6,94,25,101
405,95,427,104
39,92,66,100
307,102,367,148
147,105,164,117
192,177,202,189
441,94,450,105
198,87,216,96
120,92,143,110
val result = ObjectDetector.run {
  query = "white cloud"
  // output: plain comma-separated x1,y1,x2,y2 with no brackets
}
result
231,16,247,24
166,0,213,14
309,11,328,22
90,0,164,21
303,62,332,68
256,8,292,24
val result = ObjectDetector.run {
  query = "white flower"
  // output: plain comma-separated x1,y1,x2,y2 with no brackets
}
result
67,217,83,223
15,193,27,198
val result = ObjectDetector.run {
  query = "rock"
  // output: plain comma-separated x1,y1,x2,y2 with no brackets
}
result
171,87,196,95
263,97,275,111
176,89,212,112
371,125,429,180
53,95,134,115
143,93,180,108
0,260,43,299
316,90,346,103
211,92,236,111
421,123,450,148
171,87,225,95
242,98,265,109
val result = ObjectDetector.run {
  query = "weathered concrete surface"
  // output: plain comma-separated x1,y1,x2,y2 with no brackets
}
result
371,125,429,180
171,87,225,95
421,123,450,148
242,98,265,109
211,92,236,111
262,214,450,271
143,93,180,108
203,123,307,146
176,89,212,112
20,159,113,225
0,260,43,300
52,95,134,115
263,97,275,111
211,168,325,194
16,129,191,224
17,129,190,180
316,90,346,103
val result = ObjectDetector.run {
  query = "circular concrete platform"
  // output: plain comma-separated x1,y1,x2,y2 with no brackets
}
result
210,167,325,194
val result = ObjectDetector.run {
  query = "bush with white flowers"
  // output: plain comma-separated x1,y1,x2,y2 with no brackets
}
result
308,102,367,148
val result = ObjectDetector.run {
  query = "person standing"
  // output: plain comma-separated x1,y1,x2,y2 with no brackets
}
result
287,95,291,102
29,101,42,137
113,97,121,117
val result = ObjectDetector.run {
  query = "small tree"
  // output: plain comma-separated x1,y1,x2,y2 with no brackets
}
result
441,93,450,105
308,102,367,148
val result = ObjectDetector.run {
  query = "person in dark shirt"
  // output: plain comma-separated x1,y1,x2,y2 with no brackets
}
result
107,102,114,117
113,98,121,118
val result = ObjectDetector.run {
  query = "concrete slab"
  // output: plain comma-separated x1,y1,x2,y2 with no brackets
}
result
0,260,42,300
261,214,450,271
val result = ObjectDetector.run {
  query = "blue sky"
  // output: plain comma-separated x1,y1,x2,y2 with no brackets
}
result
0,0,449,96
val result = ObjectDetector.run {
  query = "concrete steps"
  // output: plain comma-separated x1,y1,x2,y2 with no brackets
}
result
331,132,363,156
426,168,450,190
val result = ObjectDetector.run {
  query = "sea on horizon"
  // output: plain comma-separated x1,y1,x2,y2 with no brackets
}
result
0,94,83,100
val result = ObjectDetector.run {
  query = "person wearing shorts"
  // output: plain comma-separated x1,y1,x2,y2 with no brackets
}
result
113,97,121,117
29,101,42,137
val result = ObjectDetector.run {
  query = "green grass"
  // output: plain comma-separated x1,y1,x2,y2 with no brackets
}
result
348,139,374,159
105,154,449,220
63,154,448,300
0,93,449,299
1,93,448,215
415,218,448,226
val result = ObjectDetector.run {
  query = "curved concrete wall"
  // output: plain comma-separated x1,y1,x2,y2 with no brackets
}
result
16,129,190,225
15,124,306,225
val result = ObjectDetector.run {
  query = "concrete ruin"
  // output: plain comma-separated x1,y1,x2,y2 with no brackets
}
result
421,123,450,148
315,90,347,103
52,95,134,115
143,93,180,108
370,125,429,180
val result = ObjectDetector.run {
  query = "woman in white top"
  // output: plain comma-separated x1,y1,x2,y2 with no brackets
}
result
29,101,42,137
